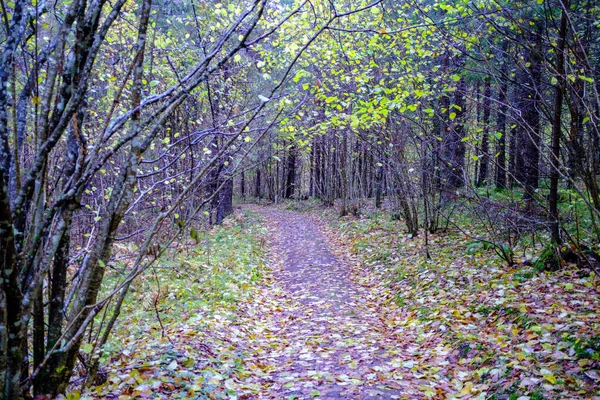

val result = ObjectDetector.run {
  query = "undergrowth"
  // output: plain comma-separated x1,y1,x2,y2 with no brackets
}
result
320,207,600,399
68,209,268,399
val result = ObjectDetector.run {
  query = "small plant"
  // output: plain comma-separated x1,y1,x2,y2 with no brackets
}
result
512,270,535,282
534,244,563,272
530,390,545,400
465,239,494,255
574,336,600,361
475,304,494,317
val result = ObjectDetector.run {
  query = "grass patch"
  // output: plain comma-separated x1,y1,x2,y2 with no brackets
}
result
77,209,269,398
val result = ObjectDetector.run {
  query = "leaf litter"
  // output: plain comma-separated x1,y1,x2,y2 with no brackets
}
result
323,208,600,399
69,206,600,399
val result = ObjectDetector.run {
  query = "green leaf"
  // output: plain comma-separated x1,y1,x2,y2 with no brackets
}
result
82,343,94,354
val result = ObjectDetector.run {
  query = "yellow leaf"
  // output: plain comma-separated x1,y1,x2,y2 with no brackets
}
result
459,381,473,395
578,359,592,367
543,374,556,384
32,96,41,105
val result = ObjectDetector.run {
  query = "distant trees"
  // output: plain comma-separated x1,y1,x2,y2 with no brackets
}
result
246,0,600,266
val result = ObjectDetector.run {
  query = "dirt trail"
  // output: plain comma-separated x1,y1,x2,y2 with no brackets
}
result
240,207,417,399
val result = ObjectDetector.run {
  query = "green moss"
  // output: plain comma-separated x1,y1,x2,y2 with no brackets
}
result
534,244,562,272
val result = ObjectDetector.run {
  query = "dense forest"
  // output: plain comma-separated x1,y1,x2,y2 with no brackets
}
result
1,0,599,398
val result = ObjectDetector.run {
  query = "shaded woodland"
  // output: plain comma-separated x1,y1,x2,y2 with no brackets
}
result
0,0,599,398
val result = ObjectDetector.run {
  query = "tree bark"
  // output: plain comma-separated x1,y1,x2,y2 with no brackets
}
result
517,24,543,202
255,166,261,198
477,77,491,187
495,71,508,189
549,0,568,244
285,145,296,198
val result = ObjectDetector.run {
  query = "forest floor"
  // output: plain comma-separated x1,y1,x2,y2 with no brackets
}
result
70,204,600,400
235,206,428,398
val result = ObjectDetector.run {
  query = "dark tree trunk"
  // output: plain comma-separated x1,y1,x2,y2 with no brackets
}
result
285,145,296,198
474,82,481,185
34,210,72,394
0,169,23,399
240,170,245,199
375,163,383,209
315,138,323,198
309,145,315,197
517,25,543,202
509,121,518,187
549,1,568,244
215,177,233,225
447,77,467,189
477,77,491,187
495,73,508,189
255,166,261,198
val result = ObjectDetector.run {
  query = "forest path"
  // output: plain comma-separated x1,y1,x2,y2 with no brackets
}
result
236,206,428,399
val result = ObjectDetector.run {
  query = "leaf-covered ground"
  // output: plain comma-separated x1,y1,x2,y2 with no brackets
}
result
68,205,600,399
235,206,429,398
322,207,600,399
66,211,270,399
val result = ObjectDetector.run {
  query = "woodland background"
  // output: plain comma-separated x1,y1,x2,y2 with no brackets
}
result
1,0,599,398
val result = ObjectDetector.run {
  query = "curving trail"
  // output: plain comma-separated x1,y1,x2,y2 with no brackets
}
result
235,207,433,399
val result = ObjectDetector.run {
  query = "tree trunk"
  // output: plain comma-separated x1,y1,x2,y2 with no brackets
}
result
0,169,23,399
447,76,467,190
375,162,383,209
285,145,296,198
240,170,245,199
255,166,261,198
495,71,508,189
517,25,543,202
477,77,491,187
215,177,234,225
549,0,568,244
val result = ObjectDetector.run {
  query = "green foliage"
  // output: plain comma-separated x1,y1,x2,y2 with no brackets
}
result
465,240,494,255
534,245,562,272
573,336,600,361
82,211,268,398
